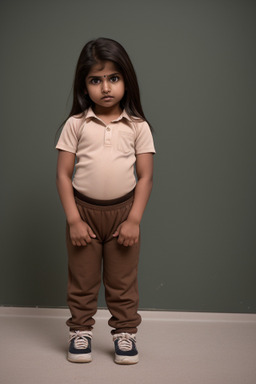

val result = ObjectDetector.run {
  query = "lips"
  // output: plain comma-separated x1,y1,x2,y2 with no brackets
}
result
101,96,114,100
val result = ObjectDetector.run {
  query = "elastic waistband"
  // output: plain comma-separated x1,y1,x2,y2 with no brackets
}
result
73,188,135,207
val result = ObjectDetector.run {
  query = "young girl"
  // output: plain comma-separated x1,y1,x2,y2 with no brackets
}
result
56,37,155,365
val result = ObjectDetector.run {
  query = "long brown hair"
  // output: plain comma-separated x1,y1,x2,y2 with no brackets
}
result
58,37,152,132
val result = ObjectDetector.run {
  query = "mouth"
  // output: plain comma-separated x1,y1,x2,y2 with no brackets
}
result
101,96,114,100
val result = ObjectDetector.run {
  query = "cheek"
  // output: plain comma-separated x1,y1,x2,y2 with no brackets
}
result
86,87,98,98
119,83,126,96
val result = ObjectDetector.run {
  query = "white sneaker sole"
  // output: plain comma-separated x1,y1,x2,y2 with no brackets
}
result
114,354,139,365
68,352,92,363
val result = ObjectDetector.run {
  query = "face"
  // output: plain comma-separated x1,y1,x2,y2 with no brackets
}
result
85,61,125,112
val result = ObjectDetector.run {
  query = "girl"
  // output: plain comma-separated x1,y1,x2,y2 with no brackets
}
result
56,37,155,365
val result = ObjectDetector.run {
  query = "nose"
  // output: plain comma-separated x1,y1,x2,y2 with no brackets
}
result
102,79,110,93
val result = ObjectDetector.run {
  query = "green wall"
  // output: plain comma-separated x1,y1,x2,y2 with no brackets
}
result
1,0,256,313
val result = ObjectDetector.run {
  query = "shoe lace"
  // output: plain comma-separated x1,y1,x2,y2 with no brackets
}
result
113,333,136,352
69,331,92,350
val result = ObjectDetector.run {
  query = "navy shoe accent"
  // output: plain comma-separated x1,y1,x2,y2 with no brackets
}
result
68,331,92,363
113,333,139,364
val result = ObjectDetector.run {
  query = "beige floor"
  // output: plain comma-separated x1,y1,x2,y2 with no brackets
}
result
0,307,255,384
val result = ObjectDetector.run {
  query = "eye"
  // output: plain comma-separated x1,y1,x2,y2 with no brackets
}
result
90,78,101,85
110,76,119,83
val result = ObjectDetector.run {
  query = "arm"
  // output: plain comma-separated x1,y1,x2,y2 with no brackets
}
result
113,153,154,246
56,150,96,246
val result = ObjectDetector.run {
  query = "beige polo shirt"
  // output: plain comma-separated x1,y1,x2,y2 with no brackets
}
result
56,108,155,200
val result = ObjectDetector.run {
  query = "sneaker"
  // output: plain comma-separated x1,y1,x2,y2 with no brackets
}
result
68,330,92,363
113,333,139,365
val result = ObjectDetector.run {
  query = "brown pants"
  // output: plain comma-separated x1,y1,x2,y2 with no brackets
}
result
66,190,142,335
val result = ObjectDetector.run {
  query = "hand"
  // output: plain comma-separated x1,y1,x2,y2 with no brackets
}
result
69,219,96,246
113,220,140,247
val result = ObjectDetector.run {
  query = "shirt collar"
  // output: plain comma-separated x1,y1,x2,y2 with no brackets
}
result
84,107,133,123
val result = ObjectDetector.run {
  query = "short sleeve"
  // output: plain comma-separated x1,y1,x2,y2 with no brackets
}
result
55,117,79,154
135,121,156,155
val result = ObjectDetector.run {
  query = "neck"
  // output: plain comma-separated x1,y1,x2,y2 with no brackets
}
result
93,104,122,120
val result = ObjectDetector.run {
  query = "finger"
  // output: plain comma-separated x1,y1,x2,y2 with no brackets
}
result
85,235,92,244
123,239,130,247
88,228,96,238
131,237,139,245
113,225,121,237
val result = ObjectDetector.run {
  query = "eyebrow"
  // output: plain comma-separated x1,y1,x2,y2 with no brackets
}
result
87,72,120,79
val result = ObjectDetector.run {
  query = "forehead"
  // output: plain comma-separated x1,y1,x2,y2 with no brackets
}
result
87,61,119,77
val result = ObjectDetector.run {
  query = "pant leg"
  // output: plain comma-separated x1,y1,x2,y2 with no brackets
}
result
66,222,102,332
65,192,141,334
102,202,142,335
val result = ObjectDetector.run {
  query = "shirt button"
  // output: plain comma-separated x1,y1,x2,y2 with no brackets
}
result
106,127,111,131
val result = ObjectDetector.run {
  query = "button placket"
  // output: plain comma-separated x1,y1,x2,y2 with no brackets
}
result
104,126,112,146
